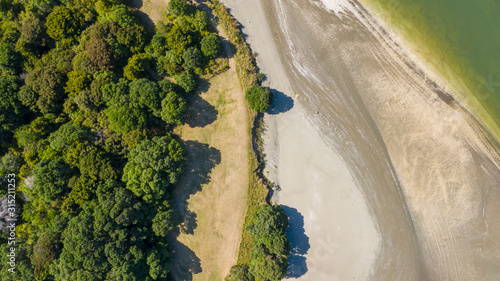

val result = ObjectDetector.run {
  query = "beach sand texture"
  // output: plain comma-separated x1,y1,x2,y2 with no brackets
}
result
220,0,500,280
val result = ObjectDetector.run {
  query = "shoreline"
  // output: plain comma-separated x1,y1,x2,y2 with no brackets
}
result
280,0,500,279
222,0,500,279
355,0,500,148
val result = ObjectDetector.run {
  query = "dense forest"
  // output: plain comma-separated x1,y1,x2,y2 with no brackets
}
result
0,0,225,279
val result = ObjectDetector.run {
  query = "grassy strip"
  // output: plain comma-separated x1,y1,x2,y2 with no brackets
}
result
208,0,259,91
208,0,269,266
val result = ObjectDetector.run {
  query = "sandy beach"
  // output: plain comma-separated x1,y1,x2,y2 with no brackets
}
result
221,0,500,280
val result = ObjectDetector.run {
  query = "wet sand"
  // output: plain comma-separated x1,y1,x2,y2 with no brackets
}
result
221,0,500,280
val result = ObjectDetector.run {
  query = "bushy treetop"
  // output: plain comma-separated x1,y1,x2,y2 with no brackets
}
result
245,85,273,112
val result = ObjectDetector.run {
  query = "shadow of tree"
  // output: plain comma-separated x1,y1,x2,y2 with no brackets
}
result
185,96,218,128
172,140,221,234
129,0,156,32
168,241,202,281
169,140,221,279
185,80,218,128
281,205,310,278
267,89,294,115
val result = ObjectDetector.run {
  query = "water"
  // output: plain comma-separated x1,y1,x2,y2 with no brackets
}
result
362,0,500,140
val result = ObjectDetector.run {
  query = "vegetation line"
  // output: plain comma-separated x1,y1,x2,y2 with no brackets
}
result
209,1,290,280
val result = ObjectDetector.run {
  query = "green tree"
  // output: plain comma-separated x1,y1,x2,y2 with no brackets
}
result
147,33,167,58
0,75,25,131
168,0,189,16
200,34,222,59
16,13,51,59
245,85,273,113
192,10,209,33
225,265,254,281
182,46,204,69
122,135,186,202
90,71,117,107
30,232,61,279
102,79,150,134
101,4,140,28
0,43,21,75
78,147,117,181
25,65,67,114
36,48,74,73
107,105,148,134
158,51,183,76
18,85,38,112
128,78,163,115
147,246,171,279
45,6,85,43
85,37,116,71
65,70,92,94
0,152,21,175
52,208,110,280
161,91,186,125
152,207,175,237
124,53,151,80
72,52,97,73
115,23,148,54
176,73,197,93
166,26,192,55
0,240,35,281
245,205,290,281
158,79,178,94
48,122,90,151
249,244,288,281
15,124,39,149
33,160,73,204
246,205,289,239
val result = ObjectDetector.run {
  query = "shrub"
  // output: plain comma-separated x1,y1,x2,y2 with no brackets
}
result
201,34,223,59
177,73,197,93
168,0,189,16
244,85,273,112
182,47,204,70
225,265,254,281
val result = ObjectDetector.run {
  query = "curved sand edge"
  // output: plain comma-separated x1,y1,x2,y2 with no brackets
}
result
220,0,412,279
221,0,500,280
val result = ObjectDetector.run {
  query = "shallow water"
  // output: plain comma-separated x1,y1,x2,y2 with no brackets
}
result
361,0,500,139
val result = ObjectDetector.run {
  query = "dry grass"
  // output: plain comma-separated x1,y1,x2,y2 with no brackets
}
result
209,0,260,90
129,0,268,276
170,66,251,280
130,0,169,28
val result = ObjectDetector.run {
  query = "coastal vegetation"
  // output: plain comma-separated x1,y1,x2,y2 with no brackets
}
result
0,0,287,279
245,85,273,113
208,1,290,280
0,0,230,280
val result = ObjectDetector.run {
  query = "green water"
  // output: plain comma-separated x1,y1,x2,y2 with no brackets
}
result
364,0,500,140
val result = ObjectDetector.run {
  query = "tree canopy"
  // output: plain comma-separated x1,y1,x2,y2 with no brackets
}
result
201,33,223,59
245,85,273,113
122,135,186,202
0,0,269,279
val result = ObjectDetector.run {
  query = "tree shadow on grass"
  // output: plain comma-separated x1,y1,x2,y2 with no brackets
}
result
172,140,221,234
129,0,156,32
281,205,310,278
168,240,202,281
185,81,218,128
169,140,221,280
267,89,294,115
